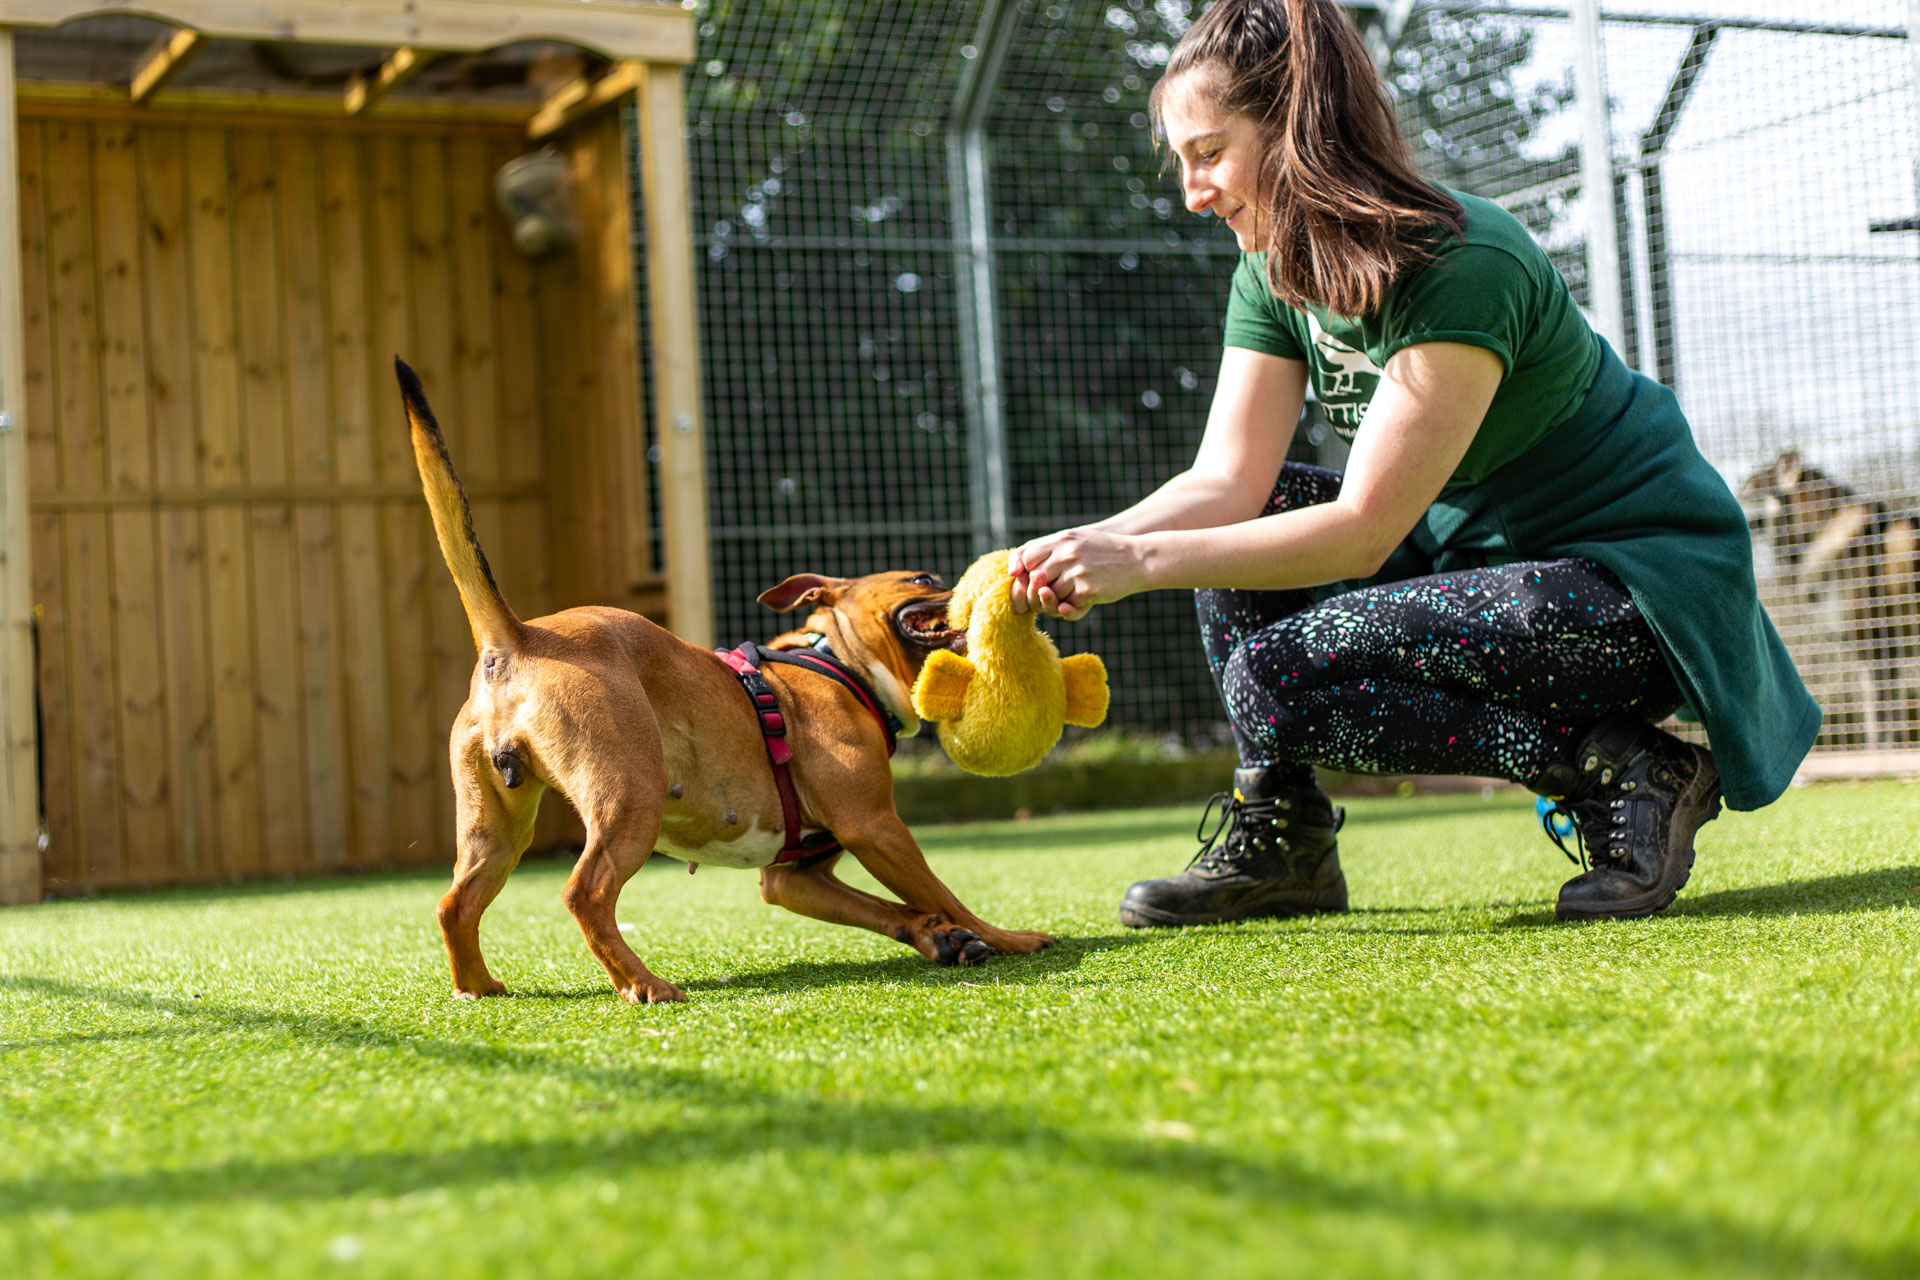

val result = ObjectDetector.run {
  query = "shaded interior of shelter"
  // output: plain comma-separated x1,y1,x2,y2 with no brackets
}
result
16,15,666,890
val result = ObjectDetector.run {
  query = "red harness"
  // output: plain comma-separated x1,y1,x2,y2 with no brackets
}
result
715,642,898,865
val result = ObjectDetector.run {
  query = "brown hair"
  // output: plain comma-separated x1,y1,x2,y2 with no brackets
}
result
1150,0,1464,316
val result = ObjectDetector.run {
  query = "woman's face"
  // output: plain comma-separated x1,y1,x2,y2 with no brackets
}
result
1158,69,1266,252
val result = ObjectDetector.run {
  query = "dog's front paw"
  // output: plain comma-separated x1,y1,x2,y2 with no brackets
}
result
896,914,998,966
988,928,1054,954
931,925,995,967
452,977,508,999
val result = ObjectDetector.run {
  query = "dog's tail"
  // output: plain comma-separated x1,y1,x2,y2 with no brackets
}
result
394,358,522,655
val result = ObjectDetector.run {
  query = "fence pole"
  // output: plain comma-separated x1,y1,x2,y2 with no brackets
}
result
947,0,1020,556
1639,23,1719,392
1569,0,1626,356
1910,1,1920,221
0,30,42,904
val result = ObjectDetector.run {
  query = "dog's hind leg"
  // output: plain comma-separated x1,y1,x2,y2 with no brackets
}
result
533,673,683,1005
439,740,544,998
561,800,684,1004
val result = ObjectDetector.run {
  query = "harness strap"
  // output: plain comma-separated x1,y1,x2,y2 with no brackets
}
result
715,642,898,865
734,641,900,757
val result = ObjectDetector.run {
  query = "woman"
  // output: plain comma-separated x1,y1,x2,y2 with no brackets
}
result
1009,0,1818,926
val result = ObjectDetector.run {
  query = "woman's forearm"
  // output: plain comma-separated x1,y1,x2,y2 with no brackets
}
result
1137,500,1393,593
1088,468,1267,536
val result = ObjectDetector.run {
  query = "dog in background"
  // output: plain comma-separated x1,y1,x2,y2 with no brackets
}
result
1739,449,1918,746
395,359,1051,1004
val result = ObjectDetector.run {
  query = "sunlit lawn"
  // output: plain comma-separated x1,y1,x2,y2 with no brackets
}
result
2,781,1916,1278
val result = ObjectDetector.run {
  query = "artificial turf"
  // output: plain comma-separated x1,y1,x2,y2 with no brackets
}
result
2,780,1917,1279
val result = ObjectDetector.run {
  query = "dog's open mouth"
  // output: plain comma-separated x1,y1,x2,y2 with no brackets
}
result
894,599,967,655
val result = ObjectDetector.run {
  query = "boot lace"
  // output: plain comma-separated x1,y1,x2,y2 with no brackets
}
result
1188,790,1289,876
1539,797,1585,869
1539,726,1697,876
1540,788,1645,873
1188,791,1238,874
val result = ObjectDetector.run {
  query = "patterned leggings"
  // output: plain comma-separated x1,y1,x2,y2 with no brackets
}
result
1198,463,1684,791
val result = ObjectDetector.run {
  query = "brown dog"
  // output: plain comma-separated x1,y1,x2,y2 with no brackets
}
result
1739,450,1919,588
1739,449,1919,745
395,360,1051,1003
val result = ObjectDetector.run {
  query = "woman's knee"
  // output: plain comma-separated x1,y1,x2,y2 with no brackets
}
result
1261,461,1344,516
1220,631,1313,710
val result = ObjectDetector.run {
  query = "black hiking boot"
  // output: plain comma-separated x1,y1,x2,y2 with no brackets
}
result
1119,766,1348,928
1539,716,1724,922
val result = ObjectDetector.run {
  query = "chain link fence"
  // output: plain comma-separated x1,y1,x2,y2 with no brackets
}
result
643,0,1920,760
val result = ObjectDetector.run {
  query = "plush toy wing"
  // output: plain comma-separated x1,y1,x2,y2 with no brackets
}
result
1060,653,1109,728
912,648,974,722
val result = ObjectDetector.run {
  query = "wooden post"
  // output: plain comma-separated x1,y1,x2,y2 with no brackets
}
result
0,30,43,903
637,60,711,647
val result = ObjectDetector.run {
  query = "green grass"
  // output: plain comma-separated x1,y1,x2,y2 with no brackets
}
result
3,781,1918,1279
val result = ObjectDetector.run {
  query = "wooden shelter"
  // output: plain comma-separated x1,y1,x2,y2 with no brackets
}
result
0,1,711,901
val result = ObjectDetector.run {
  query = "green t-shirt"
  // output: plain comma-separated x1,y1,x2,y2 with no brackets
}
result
1220,188,1601,485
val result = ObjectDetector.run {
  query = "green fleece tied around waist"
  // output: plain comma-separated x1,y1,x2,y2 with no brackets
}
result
1334,341,1819,811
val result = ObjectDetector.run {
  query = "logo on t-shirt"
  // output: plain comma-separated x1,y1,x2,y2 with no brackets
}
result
1305,314,1382,439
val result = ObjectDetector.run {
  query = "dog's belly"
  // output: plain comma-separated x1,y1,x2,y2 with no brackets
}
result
653,821,783,870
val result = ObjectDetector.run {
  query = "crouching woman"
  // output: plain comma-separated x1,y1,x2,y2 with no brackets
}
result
1010,0,1818,924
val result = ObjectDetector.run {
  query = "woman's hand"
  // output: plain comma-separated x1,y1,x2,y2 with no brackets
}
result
1008,529,1148,619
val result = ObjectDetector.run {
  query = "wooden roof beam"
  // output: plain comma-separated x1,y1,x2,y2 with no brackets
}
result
0,2,697,64
130,25,206,103
526,60,640,141
344,47,428,116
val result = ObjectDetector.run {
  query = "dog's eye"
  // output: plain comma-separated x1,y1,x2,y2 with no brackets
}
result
904,573,944,588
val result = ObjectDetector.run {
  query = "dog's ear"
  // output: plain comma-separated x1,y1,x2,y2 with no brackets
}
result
758,573,843,613
1774,449,1803,485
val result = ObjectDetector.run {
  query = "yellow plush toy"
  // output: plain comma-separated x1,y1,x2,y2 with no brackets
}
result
911,550,1110,776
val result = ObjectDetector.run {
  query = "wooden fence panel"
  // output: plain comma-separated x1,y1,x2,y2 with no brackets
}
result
43,119,120,886
318,133,394,868
20,111,593,890
406,136,470,852
364,133,439,868
184,124,264,879
448,134,504,595
18,118,76,889
94,122,172,884
232,128,308,874
488,135,551,623
137,124,218,878
279,132,350,873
